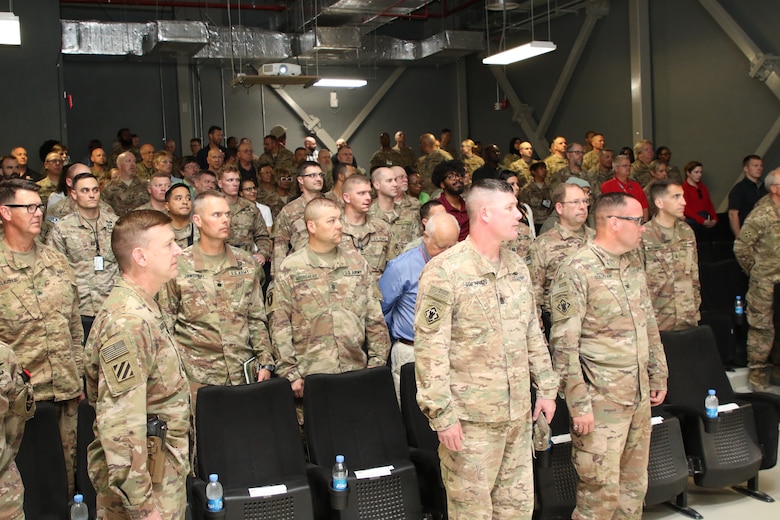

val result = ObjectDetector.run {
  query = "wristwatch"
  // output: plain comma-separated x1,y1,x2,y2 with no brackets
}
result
260,364,276,373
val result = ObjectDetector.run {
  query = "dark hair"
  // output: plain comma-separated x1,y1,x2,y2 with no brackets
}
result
332,161,351,185
593,192,633,220
112,210,172,272
72,172,98,190
208,125,222,135
508,137,522,154
165,182,191,202
420,199,443,222
431,159,466,188
655,146,670,159
296,160,321,177
684,161,703,175
0,178,39,205
742,154,762,168
179,156,198,172
530,161,547,173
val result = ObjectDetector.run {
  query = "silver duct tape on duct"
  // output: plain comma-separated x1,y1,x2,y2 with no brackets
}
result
62,20,152,56
193,26,291,61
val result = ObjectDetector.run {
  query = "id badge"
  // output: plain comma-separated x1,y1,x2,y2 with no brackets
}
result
94,256,104,271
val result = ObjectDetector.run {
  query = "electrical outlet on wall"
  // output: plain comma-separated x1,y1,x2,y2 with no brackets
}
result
330,91,338,109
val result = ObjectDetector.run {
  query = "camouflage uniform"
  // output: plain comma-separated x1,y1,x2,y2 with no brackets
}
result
47,210,120,317
369,148,405,170
398,193,422,214
519,182,553,223
549,168,601,198
549,242,668,520
734,200,780,376
323,190,345,210
339,215,392,281
272,196,314,279
368,202,423,261
462,156,485,178
641,219,701,331
595,166,614,186
134,202,168,214
227,197,272,259
543,154,568,179
257,190,285,219
85,277,190,520
501,153,521,169
631,161,653,188
503,221,534,266
581,150,599,173
102,177,150,217
0,240,83,496
257,149,294,172
135,163,154,182
417,149,453,194
36,176,58,207
507,159,532,186
392,145,416,170
91,167,110,185
172,222,199,250
529,223,594,314
415,238,558,519
0,344,35,520
667,165,683,184
159,243,273,396
268,245,390,383
43,197,114,242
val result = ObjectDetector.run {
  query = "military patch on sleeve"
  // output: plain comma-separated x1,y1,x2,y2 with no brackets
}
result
424,304,441,325
266,286,277,313
100,336,142,397
425,286,451,303
551,280,578,323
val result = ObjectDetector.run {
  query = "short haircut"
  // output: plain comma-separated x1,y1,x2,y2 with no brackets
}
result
498,170,518,183
551,182,576,207
296,160,320,177
566,142,583,152
425,212,459,236
1,155,15,165
593,192,633,221
303,197,340,224
190,138,202,145
649,160,665,173
264,134,278,143
684,161,702,174
648,178,682,205
225,147,237,162
59,163,88,194
208,125,222,135
72,172,98,190
764,168,779,191
530,161,547,173
150,171,172,182
165,183,191,202
0,178,39,205
219,164,239,180
342,174,370,194
633,139,652,156
194,169,217,181
441,128,452,134
180,156,198,171
332,161,351,184
111,210,172,272
370,167,392,185
420,199,443,222
431,159,466,188
465,178,515,215
743,154,762,167
153,150,172,165
294,147,306,154
193,190,226,214
655,145,670,158
613,154,631,165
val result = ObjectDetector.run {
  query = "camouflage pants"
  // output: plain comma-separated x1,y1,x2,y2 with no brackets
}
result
96,454,186,520
0,461,25,520
439,413,534,520
55,397,79,497
390,340,415,406
571,392,651,520
746,281,776,369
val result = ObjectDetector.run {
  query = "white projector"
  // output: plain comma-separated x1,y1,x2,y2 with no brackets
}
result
260,63,302,76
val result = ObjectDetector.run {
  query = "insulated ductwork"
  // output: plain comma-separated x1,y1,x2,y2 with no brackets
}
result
143,21,209,56
62,20,151,56
193,26,292,61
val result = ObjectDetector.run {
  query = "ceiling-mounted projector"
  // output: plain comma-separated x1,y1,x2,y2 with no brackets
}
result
261,63,302,76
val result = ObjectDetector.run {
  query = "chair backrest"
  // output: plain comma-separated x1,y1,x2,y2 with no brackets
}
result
196,379,307,489
16,401,69,518
399,362,438,451
698,259,748,312
304,367,409,468
661,326,736,408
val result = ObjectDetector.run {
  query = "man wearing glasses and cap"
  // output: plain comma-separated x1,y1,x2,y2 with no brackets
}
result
549,192,668,520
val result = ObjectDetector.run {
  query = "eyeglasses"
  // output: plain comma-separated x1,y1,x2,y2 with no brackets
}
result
158,160,173,165
301,173,325,179
607,215,644,225
446,172,466,181
46,159,64,164
4,203,46,214
561,198,590,206
241,186,257,192
279,176,293,182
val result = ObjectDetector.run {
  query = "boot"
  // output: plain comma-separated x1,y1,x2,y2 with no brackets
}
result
748,367,772,393
771,366,780,387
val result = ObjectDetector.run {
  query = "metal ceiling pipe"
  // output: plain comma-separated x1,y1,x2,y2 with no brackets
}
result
59,0,287,11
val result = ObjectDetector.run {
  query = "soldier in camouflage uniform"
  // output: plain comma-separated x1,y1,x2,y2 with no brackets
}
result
217,166,271,264
529,183,594,322
631,139,655,187
734,168,780,391
339,175,392,280
641,180,701,331
258,135,294,173
581,133,604,173
369,132,405,170
159,191,274,408
0,343,35,520
272,161,324,279
135,172,171,214
415,179,558,519
391,166,422,214
549,192,668,520
268,197,390,421
543,136,568,179
519,162,553,226
136,144,156,182
0,179,84,496
392,130,416,170
48,173,119,339
548,143,601,199
85,210,190,520
323,162,355,210
165,183,199,249
417,133,454,194
370,167,422,260
507,141,535,186
102,151,150,216
37,151,64,206
460,139,485,180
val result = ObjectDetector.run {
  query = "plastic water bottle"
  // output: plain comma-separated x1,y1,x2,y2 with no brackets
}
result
735,296,744,316
705,389,719,419
332,455,348,491
206,473,224,512
70,494,88,520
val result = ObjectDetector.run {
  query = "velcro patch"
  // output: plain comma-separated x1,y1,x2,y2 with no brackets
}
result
551,283,578,322
266,286,277,313
100,336,142,396
425,285,451,303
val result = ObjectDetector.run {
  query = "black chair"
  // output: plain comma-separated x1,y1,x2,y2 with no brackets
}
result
76,400,97,519
699,310,738,366
661,326,779,502
304,367,423,520
193,380,315,520
16,401,70,519
399,362,446,520
532,395,576,520
698,259,748,312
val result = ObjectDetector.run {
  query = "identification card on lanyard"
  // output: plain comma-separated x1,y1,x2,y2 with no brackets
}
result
94,256,104,271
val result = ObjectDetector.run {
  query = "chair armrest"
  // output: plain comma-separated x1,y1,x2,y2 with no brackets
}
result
736,392,780,414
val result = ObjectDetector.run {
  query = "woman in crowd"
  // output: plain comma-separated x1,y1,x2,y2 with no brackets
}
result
682,160,719,239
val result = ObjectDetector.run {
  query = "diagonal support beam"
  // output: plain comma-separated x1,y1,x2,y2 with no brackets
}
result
489,67,549,156
340,67,406,142
538,0,608,136
271,87,339,152
628,0,653,143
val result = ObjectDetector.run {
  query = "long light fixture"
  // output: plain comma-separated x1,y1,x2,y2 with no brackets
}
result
483,40,556,65
313,78,367,88
0,12,21,46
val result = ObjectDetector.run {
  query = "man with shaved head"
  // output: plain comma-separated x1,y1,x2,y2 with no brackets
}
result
370,166,423,260
268,197,390,422
415,179,557,518
339,175,392,279
416,133,453,194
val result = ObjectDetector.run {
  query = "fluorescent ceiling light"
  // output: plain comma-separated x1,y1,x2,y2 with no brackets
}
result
483,40,556,65
313,78,367,88
0,12,21,46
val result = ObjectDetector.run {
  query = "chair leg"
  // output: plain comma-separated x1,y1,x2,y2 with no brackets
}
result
732,474,775,502
660,492,702,519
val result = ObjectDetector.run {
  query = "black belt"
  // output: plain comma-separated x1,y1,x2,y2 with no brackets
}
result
396,338,414,346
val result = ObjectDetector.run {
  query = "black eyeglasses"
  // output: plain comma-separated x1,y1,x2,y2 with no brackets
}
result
607,215,644,225
4,203,46,214
301,173,325,179
446,172,465,181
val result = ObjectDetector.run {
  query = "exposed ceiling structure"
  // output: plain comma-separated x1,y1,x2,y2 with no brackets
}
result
59,0,593,68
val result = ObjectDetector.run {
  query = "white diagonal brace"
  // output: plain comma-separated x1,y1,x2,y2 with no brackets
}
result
340,66,406,142
271,87,339,152
628,0,653,142
489,67,549,156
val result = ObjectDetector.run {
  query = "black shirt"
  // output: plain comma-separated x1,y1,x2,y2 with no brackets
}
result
728,176,767,225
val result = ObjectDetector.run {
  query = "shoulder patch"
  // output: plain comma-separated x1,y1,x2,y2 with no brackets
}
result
425,285,451,303
100,335,142,396
266,286,277,313
551,280,578,322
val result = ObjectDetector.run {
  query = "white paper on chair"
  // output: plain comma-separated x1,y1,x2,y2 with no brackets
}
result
354,465,394,479
248,484,288,497
718,402,739,413
551,434,571,444
651,416,664,426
